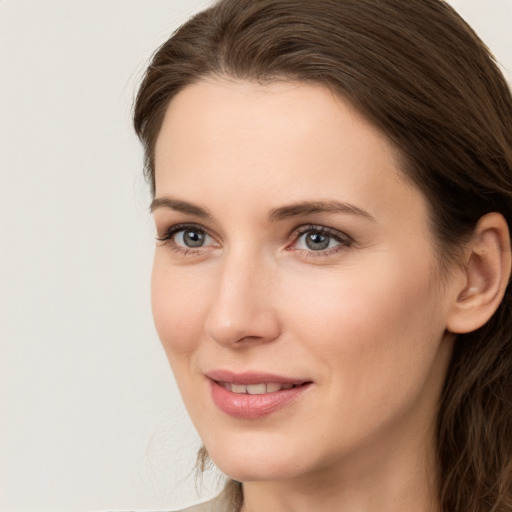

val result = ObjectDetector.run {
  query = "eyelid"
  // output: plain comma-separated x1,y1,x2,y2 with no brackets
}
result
293,224,352,242
156,223,219,257
156,222,211,242
288,224,353,255
156,222,353,258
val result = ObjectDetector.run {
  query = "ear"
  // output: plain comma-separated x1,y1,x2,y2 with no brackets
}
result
447,212,511,334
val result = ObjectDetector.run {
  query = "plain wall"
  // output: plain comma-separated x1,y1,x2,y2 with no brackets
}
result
0,1,510,511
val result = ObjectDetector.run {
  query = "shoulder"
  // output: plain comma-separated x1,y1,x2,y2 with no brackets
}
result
173,498,216,512
172,492,236,512
172,498,216,512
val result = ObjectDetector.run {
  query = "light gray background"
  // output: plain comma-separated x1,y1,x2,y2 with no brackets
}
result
1,1,510,511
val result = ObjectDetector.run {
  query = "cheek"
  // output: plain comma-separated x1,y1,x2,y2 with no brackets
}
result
281,256,444,381
151,255,210,359
277,259,448,446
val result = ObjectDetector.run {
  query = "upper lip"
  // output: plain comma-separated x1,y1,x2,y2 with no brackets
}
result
206,369,310,385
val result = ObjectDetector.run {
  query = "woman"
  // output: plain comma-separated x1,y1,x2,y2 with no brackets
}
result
133,0,512,510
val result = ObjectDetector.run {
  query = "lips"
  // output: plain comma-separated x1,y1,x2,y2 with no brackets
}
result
207,370,312,419
218,382,297,394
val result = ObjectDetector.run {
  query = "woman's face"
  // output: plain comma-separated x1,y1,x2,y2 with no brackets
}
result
151,79,457,483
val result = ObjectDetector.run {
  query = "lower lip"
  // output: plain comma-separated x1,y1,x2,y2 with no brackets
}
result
209,380,311,419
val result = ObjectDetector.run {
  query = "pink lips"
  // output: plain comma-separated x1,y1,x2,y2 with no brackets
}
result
207,370,312,419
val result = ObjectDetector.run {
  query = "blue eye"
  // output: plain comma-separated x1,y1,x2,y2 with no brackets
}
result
158,225,215,250
300,231,334,250
294,226,350,253
175,228,210,248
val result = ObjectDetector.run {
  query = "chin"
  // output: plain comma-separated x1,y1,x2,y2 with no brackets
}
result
213,455,300,483
204,433,317,483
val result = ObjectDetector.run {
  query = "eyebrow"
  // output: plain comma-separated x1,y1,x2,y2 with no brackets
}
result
269,200,375,222
150,197,212,218
150,196,374,222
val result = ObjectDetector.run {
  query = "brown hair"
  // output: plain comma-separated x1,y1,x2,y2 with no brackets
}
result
134,0,512,510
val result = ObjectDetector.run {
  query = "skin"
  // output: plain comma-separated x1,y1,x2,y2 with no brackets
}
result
151,79,467,512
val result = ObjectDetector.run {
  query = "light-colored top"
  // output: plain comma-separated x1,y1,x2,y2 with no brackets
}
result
173,488,239,512
174,497,222,512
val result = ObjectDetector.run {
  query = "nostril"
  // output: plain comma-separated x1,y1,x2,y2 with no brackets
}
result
205,306,281,348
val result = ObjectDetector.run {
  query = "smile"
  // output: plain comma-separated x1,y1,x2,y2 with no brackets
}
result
207,372,312,419
218,382,297,394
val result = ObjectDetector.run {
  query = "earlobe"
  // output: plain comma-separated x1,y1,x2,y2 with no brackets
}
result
447,212,511,334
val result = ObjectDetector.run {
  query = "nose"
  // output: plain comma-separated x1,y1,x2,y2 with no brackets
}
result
205,250,281,348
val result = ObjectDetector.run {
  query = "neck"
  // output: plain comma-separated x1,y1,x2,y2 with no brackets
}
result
239,421,440,512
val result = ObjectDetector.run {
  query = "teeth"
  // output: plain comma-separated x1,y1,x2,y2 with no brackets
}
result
266,383,282,393
221,382,298,394
247,384,267,395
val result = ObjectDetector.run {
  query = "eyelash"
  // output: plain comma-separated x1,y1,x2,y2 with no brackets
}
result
156,223,353,258
291,225,353,258
157,223,212,256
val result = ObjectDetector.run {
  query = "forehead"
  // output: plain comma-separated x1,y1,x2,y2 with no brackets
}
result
155,78,386,155
154,78,425,227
